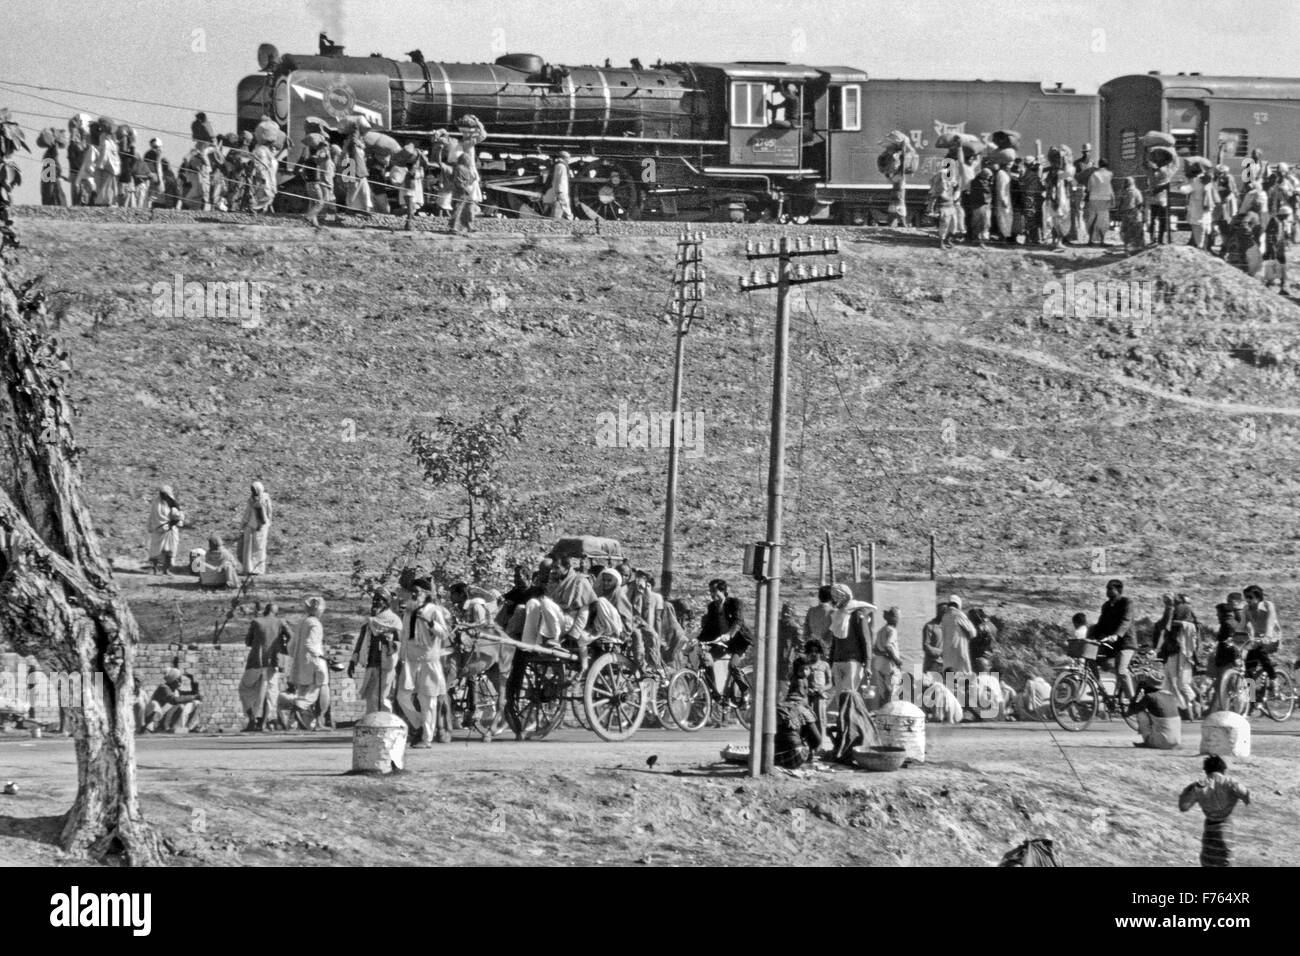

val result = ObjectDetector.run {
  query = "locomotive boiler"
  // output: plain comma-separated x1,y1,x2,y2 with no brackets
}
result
237,37,872,221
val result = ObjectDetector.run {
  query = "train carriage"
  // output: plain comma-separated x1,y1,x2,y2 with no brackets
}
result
1100,72,1300,186
848,78,1099,224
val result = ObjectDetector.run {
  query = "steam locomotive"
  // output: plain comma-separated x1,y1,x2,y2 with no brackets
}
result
236,37,1300,224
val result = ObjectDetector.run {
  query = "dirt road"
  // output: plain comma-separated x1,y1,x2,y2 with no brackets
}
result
2,718,1297,866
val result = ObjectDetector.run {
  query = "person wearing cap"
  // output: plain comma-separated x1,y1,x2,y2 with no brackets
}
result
147,485,185,575
276,596,328,730
940,595,976,676
824,583,874,707
547,150,574,220
240,602,290,731
349,590,403,715
398,579,454,745
142,668,202,733
871,607,903,707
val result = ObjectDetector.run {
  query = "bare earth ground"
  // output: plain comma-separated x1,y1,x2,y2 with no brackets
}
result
8,209,1300,662
3,210,1300,866
2,719,1297,867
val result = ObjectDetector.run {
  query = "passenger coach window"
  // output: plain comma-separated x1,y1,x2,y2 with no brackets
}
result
731,82,769,128
1218,128,1248,157
829,85,861,131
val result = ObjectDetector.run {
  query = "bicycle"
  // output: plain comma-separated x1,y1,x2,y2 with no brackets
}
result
1050,639,1159,732
1217,648,1296,722
664,641,754,732
444,625,503,739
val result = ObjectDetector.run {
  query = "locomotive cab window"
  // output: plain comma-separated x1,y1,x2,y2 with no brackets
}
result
731,82,771,128
829,85,861,131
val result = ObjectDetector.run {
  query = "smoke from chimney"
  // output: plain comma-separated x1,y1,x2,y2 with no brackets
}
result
305,0,345,45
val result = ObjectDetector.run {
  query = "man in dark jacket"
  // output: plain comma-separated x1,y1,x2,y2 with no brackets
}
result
1094,578,1135,699
699,579,750,701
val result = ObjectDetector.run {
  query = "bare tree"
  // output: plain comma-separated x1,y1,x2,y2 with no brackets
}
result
0,109,159,864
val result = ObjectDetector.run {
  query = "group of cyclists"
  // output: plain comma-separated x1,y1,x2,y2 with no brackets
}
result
1074,579,1290,721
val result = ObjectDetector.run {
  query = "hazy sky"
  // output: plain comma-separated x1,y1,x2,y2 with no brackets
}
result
1,0,1292,200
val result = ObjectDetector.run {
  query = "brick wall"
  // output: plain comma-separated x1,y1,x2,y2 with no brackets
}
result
1,643,366,731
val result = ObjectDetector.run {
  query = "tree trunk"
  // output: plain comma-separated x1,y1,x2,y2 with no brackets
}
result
0,254,161,865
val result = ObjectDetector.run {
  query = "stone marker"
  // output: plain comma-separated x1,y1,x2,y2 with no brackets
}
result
352,711,408,773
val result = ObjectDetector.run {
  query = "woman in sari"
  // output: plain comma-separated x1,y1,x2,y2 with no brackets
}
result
239,480,273,575
197,534,240,589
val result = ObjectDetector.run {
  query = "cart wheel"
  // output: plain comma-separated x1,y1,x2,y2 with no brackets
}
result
1050,670,1097,731
509,658,567,740
666,669,710,732
1263,668,1295,721
583,652,648,741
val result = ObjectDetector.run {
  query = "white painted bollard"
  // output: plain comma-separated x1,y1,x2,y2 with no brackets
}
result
875,700,926,763
1199,711,1250,758
352,712,408,773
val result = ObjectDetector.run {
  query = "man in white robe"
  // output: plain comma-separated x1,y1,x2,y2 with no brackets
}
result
240,480,273,575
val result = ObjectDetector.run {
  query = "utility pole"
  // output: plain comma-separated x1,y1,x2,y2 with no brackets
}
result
740,235,845,774
661,232,705,601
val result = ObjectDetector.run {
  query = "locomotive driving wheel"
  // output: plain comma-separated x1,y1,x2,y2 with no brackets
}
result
574,164,641,221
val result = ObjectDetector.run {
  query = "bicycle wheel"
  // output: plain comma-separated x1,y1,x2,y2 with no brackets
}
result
583,652,648,742
1051,670,1098,731
645,676,671,729
468,673,500,737
666,669,710,732
1218,669,1251,717
1263,668,1295,722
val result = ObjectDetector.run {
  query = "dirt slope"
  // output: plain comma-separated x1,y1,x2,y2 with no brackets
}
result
11,209,1300,645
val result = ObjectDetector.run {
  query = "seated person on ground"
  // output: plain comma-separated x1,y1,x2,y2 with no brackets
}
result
774,669,822,769
141,668,202,733
1133,675,1181,749
196,534,241,589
